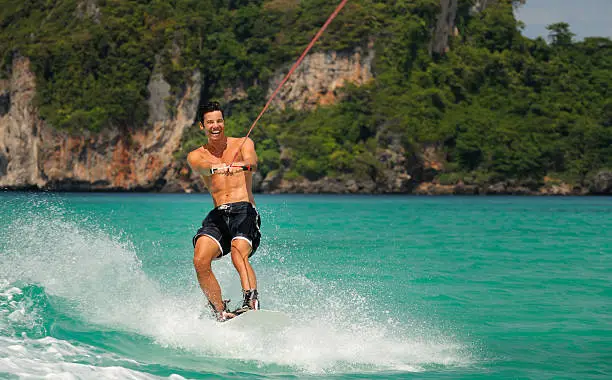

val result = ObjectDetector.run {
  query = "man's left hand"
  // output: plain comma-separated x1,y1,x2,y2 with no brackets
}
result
218,165,243,176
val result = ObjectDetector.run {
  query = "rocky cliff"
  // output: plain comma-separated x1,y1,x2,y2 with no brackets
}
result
0,56,200,191
268,45,375,110
0,57,45,189
0,44,377,192
430,0,459,54
0,1,454,193
1,0,601,195
429,0,510,55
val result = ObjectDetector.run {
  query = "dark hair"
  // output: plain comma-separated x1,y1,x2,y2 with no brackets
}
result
199,101,224,122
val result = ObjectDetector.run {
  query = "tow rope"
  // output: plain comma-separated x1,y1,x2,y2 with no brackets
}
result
229,0,349,167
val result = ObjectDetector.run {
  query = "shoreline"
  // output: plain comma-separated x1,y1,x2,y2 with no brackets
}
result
2,187,610,196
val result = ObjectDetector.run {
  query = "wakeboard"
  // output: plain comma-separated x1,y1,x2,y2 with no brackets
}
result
221,310,291,328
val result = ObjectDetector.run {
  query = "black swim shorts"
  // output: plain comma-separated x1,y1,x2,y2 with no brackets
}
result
192,201,261,258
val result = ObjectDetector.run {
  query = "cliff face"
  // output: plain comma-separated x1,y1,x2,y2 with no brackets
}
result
1,0,558,194
430,0,522,54
430,0,459,55
0,57,45,189
0,43,375,192
0,56,200,191
269,46,375,110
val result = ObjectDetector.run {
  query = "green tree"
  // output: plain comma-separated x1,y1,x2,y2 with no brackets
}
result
546,22,575,46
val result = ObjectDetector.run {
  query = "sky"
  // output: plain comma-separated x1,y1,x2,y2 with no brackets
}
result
514,0,612,41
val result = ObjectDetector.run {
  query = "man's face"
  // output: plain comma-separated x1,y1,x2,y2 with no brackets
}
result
201,110,225,141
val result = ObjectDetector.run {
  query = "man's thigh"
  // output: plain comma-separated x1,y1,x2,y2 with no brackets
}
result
194,235,222,263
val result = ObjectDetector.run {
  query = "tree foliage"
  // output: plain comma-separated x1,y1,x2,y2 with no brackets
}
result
1,0,610,187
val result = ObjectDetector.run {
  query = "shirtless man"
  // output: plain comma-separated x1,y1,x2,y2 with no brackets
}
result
187,101,261,322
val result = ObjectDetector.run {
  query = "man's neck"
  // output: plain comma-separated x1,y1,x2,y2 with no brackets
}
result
206,137,228,157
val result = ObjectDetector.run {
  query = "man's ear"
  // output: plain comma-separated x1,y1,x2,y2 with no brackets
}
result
199,121,205,131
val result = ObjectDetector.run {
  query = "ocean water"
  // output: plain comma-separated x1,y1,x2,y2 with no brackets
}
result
0,192,610,379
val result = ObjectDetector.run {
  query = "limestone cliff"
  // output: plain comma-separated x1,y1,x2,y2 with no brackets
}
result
0,0,555,195
0,56,200,191
0,42,373,192
0,57,45,189
430,0,459,55
268,46,375,110
429,0,506,55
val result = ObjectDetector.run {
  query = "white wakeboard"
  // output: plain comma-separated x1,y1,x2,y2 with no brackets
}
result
222,310,291,329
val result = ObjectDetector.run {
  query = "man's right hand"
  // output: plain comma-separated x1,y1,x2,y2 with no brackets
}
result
211,165,246,176
210,164,230,175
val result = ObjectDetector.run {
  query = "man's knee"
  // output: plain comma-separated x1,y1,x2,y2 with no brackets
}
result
194,236,221,268
231,238,252,259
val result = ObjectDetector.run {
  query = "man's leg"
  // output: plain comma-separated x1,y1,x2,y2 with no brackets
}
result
193,236,226,313
230,239,260,310
230,239,257,291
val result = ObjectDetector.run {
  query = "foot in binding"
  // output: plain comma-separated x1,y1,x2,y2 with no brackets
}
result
232,289,260,315
209,299,236,322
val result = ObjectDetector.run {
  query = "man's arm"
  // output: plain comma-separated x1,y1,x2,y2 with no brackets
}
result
231,137,258,173
187,151,226,176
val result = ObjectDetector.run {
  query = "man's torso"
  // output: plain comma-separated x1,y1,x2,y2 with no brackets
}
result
192,137,254,207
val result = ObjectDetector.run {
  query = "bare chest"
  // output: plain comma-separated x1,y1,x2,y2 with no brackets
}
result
202,143,243,164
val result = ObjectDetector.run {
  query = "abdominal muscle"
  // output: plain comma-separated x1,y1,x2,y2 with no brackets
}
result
203,173,255,207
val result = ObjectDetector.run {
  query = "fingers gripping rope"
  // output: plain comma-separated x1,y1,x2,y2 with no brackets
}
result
209,165,252,175
229,0,350,166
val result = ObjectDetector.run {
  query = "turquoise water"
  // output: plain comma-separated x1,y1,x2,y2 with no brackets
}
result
0,193,611,379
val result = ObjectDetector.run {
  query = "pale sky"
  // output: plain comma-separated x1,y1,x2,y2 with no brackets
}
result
514,0,612,41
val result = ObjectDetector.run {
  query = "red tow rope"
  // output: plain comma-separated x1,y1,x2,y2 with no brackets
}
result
230,0,349,165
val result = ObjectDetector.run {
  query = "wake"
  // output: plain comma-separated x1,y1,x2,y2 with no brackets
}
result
0,196,474,375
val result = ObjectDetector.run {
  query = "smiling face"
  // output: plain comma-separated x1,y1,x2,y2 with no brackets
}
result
201,110,225,142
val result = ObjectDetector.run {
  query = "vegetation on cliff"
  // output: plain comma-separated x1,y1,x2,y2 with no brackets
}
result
1,0,610,190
